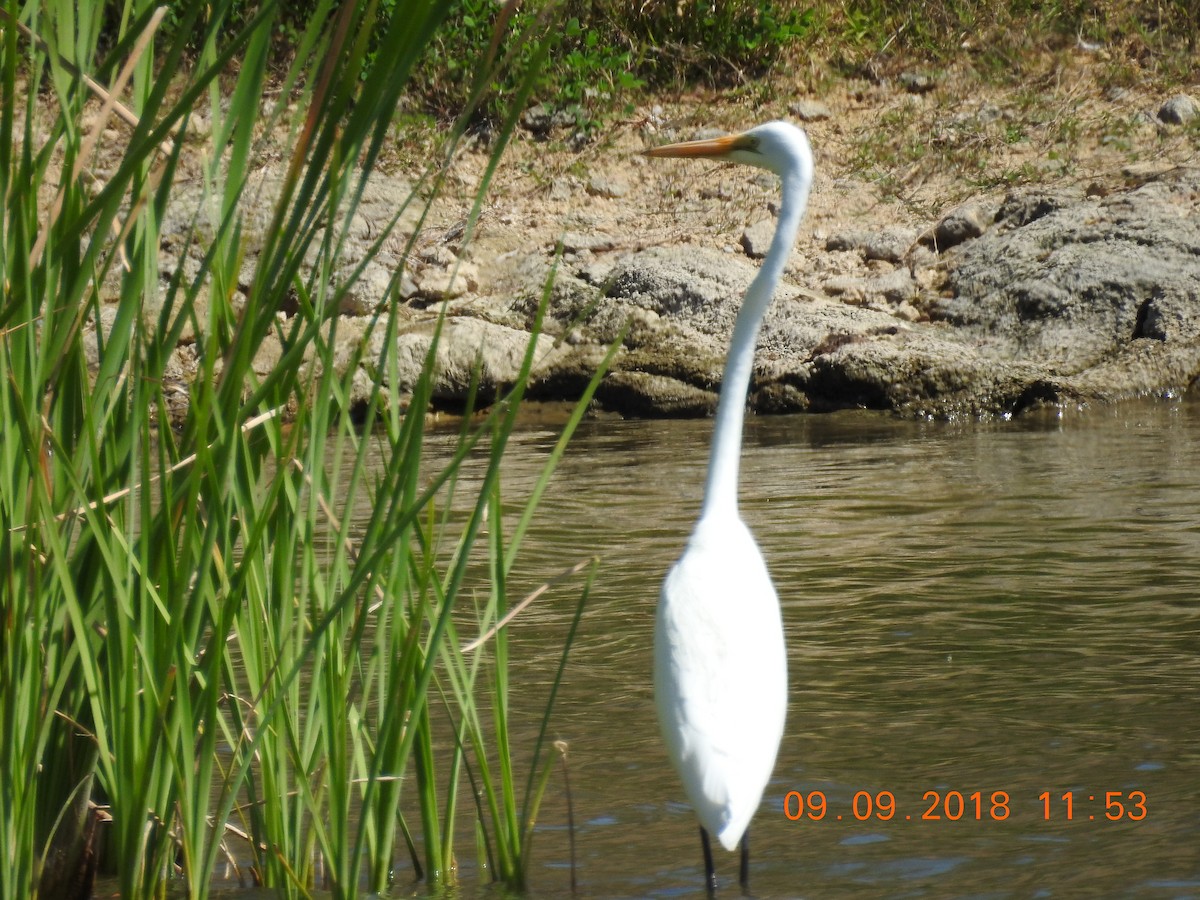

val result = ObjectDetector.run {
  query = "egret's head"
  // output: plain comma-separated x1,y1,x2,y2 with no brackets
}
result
643,120,812,182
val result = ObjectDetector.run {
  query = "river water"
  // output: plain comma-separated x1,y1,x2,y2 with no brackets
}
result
114,397,1200,899
468,397,1200,898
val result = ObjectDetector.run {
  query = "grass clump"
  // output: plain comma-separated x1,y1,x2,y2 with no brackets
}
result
0,1,613,898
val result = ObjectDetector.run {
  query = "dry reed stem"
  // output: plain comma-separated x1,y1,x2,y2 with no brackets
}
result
7,405,287,534
461,557,595,653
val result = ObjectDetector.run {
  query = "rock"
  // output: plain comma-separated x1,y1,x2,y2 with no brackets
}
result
741,219,776,259
1158,94,1198,125
252,332,284,378
418,245,457,266
596,371,717,418
548,177,573,202
414,262,478,300
538,171,1200,419
822,268,915,306
825,229,872,253
699,182,733,201
534,245,911,416
995,189,1080,227
369,316,555,403
804,332,1056,416
921,202,992,251
826,227,914,263
576,257,616,285
522,103,571,136
788,99,832,121
586,175,628,199
339,260,392,315
975,102,1004,124
932,171,1200,387
560,230,618,253
862,227,916,263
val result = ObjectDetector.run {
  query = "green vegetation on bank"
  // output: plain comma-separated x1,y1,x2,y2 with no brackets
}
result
141,1,1200,128
81,2,1200,138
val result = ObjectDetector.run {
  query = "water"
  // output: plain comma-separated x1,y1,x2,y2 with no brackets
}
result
475,398,1200,898
108,398,1200,898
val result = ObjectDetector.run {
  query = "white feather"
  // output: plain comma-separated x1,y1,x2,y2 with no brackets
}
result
648,121,813,867
655,513,788,850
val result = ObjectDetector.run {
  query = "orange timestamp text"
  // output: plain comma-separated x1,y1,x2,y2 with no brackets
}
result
783,789,1148,822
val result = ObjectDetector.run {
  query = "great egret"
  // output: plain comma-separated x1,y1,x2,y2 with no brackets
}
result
646,121,813,894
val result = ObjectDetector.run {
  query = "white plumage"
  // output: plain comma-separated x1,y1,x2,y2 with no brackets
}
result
655,513,787,850
646,121,814,891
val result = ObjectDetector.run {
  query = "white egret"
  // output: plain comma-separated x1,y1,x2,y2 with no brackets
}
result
646,121,813,894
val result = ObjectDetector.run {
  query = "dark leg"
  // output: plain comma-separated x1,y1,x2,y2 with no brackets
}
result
739,829,750,895
700,826,718,896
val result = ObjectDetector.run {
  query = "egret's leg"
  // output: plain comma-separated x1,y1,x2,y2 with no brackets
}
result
739,830,750,894
700,826,717,895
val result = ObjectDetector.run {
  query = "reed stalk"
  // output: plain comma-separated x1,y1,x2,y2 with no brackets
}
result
0,1,603,897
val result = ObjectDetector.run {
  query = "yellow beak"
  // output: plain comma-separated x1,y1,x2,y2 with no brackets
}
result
643,132,754,159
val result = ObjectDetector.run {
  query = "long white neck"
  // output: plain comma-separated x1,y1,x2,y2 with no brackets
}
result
700,170,809,520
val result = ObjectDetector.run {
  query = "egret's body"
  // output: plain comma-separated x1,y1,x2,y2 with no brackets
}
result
655,515,787,848
647,121,813,892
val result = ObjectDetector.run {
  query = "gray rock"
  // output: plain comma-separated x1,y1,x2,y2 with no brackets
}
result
522,103,574,136
788,99,832,121
822,268,915,306
995,189,1081,227
414,262,478,301
741,219,777,259
826,227,914,263
825,229,872,253
921,202,992,251
932,170,1200,389
369,316,554,402
975,102,1004,124
548,177,574,202
560,231,619,253
862,227,917,263
1158,94,1198,125
700,182,733,201
546,171,1200,418
586,175,628,199
596,371,718,417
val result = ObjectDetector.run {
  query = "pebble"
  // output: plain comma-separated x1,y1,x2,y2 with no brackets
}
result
826,227,915,264
560,231,618,254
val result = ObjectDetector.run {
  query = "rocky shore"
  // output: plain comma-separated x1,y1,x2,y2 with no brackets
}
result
98,78,1200,421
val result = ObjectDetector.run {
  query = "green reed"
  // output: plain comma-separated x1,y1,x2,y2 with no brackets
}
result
0,1,602,897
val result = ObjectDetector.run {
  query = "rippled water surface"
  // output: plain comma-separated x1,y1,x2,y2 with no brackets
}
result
455,398,1200,899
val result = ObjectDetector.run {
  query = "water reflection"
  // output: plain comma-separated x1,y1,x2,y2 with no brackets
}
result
476,399,1200,898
